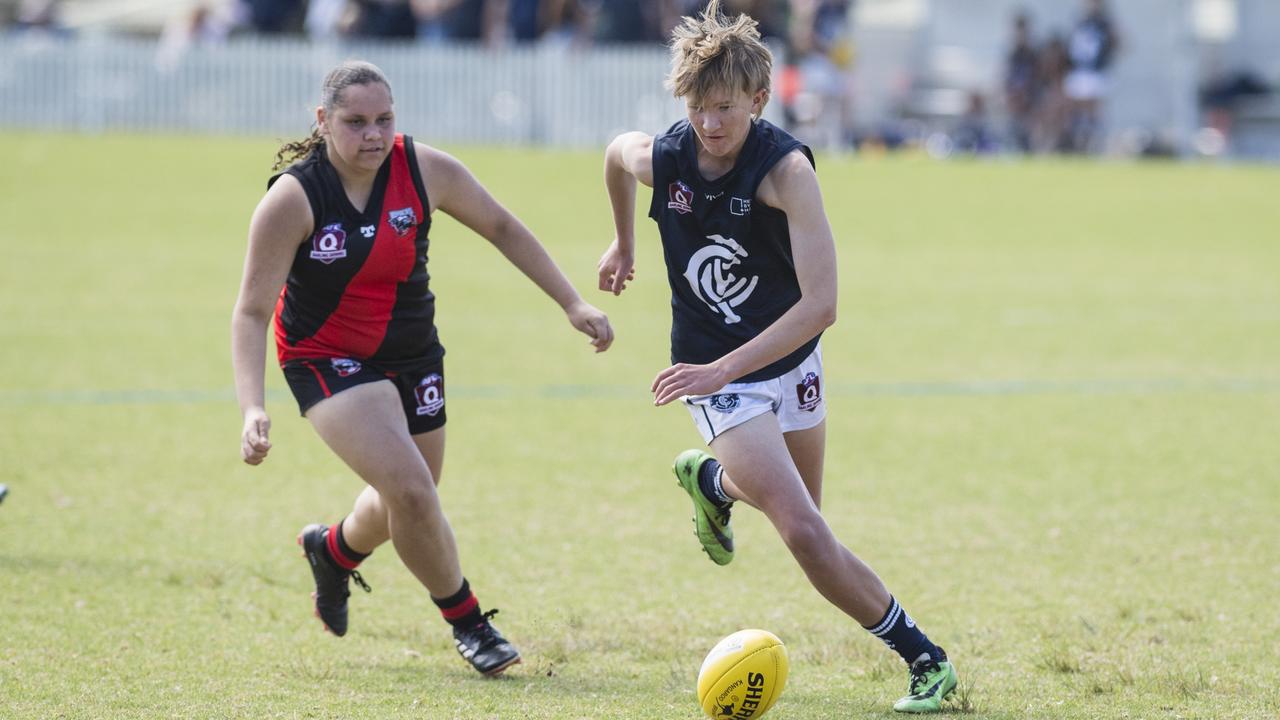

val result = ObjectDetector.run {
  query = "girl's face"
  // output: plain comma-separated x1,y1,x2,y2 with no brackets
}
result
318,82,395,176
685,87,766,161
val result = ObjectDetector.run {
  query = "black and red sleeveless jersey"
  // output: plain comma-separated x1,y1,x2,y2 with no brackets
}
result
269,134,442,372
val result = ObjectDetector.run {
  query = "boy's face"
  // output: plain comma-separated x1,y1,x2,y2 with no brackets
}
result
685,87,767,160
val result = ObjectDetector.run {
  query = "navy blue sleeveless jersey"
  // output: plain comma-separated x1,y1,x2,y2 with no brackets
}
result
269,134,443,372
648,118,819,383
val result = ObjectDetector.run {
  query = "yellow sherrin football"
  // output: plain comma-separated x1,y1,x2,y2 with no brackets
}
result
696,629,789,719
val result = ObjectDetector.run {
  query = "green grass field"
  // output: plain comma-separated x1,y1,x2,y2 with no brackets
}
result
1,132,1277,719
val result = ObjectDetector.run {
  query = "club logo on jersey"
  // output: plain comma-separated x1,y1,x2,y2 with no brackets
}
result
331,358,362,378
414,373,445,416
795,371,821,411
730,197,752,216
387,207,418,237
683,234,759,324
668,180,694,214
309,223,348,263
710,394,740,412
360,225,376,238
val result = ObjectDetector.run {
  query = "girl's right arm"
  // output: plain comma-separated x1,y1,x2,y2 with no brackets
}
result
598,131,653,296
231,175,313,465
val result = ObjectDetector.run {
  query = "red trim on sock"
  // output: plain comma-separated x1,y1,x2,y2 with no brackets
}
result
325,522,359,570
439,593,479,621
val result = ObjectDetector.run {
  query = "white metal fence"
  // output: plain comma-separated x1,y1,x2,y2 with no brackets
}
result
0,35,685,145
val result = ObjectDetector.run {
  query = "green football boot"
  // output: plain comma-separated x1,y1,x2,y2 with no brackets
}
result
893,649,958,713
672,449,734,566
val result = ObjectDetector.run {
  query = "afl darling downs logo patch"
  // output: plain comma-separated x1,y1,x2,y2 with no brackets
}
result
414,373,445,416
309,223,348,263
330,358,362,377
710,394,740,412
684,234,759,325
796,371,822,411
668,180,694,214
387,207,417,236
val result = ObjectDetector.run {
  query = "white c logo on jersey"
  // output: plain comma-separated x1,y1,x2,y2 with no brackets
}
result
683,234,759,324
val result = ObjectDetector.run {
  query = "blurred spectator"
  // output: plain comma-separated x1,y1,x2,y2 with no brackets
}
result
1199,69,1272,155
157,3,234,71
594,0,665,43
12,0,69,35
1033,32,1071,153
784,0,855,150
1003,12,1038,153
953,91,997,155
412,0,504,45
240,0,306,34
1063,0,1121,153
352,0,417,39
305,0,356,39
529,0,593,47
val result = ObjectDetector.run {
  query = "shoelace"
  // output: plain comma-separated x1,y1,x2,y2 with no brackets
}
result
908,659,942,695
350,570,372,594
461,609,505,651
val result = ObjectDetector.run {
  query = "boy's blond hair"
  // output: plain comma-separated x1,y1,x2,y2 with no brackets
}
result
666,0,772,112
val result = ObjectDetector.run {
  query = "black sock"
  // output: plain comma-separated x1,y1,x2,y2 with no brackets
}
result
431,577,484,628
697,458,732,507
863,596,942,665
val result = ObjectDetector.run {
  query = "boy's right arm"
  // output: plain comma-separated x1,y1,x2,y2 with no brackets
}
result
598,131,653,296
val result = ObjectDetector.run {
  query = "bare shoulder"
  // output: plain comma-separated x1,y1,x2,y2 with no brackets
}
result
414,141,467,182
609,131,655,187
758,148,820,210
253,172,313,242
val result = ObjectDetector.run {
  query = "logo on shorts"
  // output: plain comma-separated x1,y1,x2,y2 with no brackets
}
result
330,358,362,377
414,373,444,416
387,207,417,237
309,223,348,263
684,234,759,325
709,394,740,413
668,180,694,214
795,372,821,412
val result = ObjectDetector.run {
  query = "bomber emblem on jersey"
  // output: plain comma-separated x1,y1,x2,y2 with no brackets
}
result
331,358,362,377
414,373,445,416
683,234,759,325
309,223,348,263
668,180,694,214
795,371,821,412
387,207,418,236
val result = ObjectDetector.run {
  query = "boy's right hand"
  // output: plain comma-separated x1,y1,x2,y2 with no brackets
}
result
597,240,636,296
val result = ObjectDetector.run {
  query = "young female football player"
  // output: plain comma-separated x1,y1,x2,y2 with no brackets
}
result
232,60,613,676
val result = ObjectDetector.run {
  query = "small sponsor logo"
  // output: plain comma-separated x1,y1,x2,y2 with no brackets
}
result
330,358,362,377
730,197,752,216
360,225,376,238
705,190,724,201
309,223,348,263
414,373,445,416
795,371,821,412
709,394,740,413
668,180,694,214
387,207,418,236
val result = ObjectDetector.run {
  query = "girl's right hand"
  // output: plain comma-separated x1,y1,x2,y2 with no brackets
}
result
241,407,272,465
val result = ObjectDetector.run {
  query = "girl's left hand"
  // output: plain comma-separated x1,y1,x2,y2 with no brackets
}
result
566,301,615,353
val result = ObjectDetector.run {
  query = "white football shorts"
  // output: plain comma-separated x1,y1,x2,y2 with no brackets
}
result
682,345,826,445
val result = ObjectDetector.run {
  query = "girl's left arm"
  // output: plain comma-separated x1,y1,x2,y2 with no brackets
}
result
417,143,614,352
